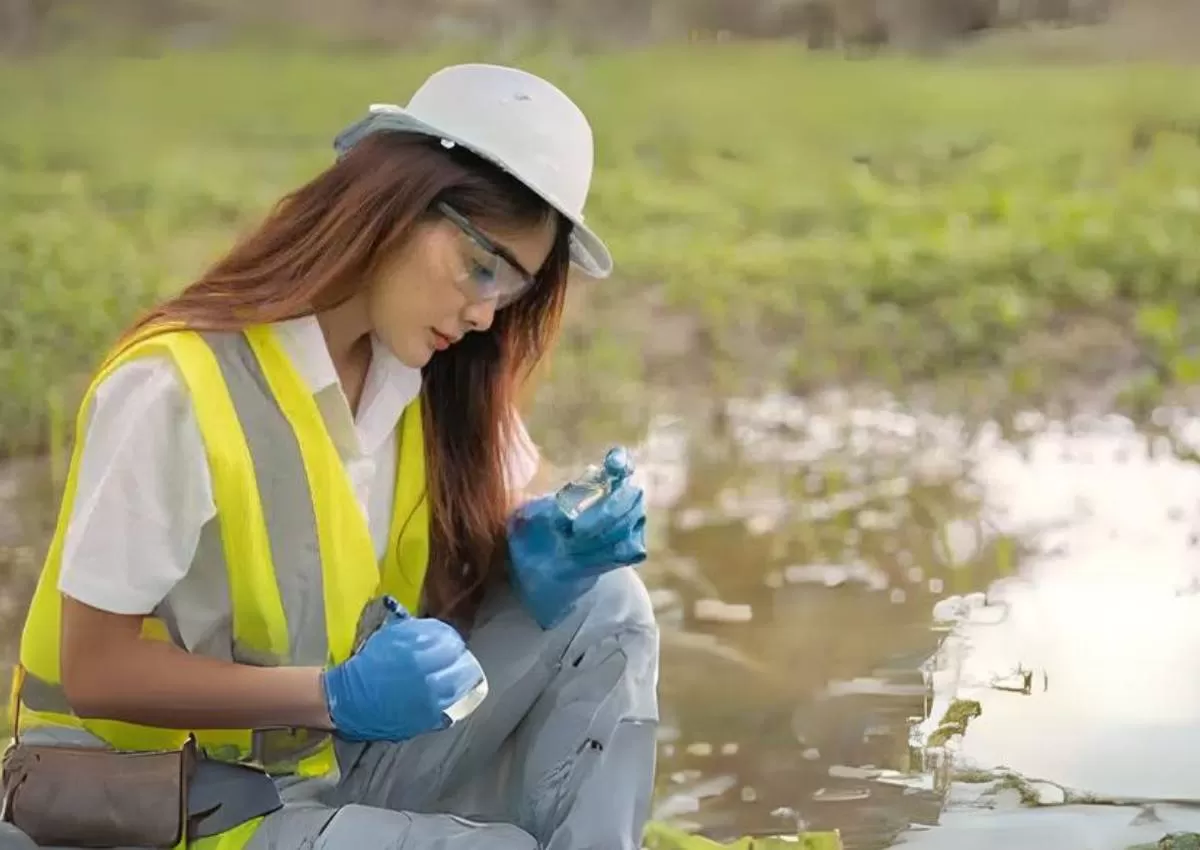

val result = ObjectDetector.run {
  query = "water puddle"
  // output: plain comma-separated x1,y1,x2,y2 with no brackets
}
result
5,389,1200,849
923,414,1200,801
626,393,1015,847
898,411,1200,849
625,394,1200,848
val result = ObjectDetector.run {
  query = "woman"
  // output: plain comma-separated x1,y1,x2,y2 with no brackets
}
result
3,64,658,850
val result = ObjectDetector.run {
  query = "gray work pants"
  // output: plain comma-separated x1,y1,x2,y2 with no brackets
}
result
0,568,660,850
252,566,660,849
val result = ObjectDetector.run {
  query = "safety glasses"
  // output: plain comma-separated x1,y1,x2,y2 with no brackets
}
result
437,202,537,309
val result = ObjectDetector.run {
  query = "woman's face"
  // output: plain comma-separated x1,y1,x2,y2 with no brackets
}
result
367,207,557,368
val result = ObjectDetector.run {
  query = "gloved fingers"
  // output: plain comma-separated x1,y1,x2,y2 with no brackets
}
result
613,516,648,565
569,521,631,558
595,516,647,566
571,482,644,540
569,548,645,577
407,621,467,671
568,496,645,556
590,479,643,527
565,514,649,574
568,542,637,575
428,649,486,707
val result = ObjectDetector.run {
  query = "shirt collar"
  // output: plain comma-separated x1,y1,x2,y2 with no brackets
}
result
357,333,423,455
271,315,422,457
272,315,341,393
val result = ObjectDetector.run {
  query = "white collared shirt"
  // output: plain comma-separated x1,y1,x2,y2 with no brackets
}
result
57,316,540,617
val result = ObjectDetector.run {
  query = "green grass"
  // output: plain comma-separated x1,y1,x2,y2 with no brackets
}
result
6,43,1200,454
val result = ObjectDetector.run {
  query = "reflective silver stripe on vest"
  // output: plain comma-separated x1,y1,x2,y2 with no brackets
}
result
201,330,329,670
23,330,348,776
21,664,330,777
151,598,186,648
19,671,74,715
202,330,334,772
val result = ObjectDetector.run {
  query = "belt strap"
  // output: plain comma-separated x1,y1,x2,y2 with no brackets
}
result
188,760,283,839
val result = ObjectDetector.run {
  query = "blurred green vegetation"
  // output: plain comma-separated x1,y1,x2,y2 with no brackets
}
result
5,43,1200,455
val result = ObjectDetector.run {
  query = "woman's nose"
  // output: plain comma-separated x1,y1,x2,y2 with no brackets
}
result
461,297,497,332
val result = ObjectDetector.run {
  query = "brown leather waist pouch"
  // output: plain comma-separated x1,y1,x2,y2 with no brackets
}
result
1,736,196,848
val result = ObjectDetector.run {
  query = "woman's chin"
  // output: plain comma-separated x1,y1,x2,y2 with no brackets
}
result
377,333,433,370
402,346,434,370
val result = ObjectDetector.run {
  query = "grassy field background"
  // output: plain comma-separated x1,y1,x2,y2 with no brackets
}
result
5,42,1200,457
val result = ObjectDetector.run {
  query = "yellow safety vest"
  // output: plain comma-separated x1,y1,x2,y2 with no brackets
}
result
10,324,431,848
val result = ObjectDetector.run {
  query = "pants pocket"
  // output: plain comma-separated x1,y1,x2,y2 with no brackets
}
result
523,627,658,845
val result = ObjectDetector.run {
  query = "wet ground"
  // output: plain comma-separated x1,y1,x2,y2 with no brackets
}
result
4,387,1200,848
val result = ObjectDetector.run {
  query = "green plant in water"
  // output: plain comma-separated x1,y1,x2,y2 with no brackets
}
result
643,821,843,850
1127,835,1200,850
926,698,982,747
990,773,1043,807
1153,836,1200,850
951,768,999,784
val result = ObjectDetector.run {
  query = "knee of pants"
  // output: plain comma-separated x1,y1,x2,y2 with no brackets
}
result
327,805,539,850
570,570,660,691
577,567,659,641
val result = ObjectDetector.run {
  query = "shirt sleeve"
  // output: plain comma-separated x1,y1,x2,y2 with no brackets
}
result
58,355,216,615
503,413,541,495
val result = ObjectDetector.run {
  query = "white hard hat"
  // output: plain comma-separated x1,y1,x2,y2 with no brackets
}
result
334,63,612,279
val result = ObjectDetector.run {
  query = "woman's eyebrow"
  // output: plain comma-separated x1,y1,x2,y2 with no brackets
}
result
482,234,535,281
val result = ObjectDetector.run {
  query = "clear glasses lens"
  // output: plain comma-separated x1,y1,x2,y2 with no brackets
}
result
453,229,533,308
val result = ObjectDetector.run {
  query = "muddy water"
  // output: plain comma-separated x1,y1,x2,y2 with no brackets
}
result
627,394,1020,847
900,411,1200,849
615,393,1200,847
3,390,1199,848
927,413,1200,801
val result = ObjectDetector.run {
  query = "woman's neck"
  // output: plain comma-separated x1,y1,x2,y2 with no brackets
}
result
316,299,373,416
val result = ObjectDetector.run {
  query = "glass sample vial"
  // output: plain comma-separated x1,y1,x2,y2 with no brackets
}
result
555,447,631,520
443,675,489,726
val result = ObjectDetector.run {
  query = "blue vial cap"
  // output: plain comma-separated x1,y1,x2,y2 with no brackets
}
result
603,446,633,480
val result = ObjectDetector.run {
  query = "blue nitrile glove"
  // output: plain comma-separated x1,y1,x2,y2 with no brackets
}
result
320,597,485,742
507,447,648,630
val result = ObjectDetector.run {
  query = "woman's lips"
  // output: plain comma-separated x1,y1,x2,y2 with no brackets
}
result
431,330,454,351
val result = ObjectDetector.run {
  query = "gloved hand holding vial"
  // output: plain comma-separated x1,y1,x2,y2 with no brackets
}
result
506,446,648,629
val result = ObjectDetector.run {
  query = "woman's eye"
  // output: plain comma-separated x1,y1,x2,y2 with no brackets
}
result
469,258,496,287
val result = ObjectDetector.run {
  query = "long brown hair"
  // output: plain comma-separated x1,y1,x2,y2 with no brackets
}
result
121,132,571,626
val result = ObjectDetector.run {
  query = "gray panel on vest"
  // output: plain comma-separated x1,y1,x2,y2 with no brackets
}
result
200,330,328,667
